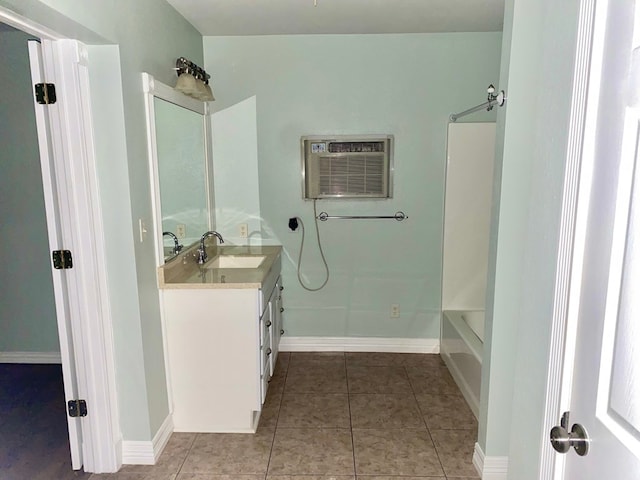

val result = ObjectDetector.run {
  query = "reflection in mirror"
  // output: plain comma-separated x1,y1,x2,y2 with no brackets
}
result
143,73,214,265
155,97,208,249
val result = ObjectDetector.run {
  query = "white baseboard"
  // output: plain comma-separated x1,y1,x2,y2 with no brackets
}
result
122,414,173,465
0,351,62,364
279,336,439,353
114,437,123,471
152,413,174,462
473,442,509,480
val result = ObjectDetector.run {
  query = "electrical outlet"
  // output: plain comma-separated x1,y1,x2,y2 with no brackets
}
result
390,304,400,318
239,223,248,238
176,224,186,239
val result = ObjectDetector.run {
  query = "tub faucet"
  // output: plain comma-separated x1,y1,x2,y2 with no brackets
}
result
163,231,183,254
196,231,224,264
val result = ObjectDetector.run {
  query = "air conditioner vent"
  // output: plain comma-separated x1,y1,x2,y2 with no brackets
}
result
302,135,393,199
328,141,386,153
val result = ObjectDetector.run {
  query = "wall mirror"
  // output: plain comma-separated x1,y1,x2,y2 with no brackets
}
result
143,73,215,265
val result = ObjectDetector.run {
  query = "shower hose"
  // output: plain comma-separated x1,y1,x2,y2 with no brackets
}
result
296,199,330,291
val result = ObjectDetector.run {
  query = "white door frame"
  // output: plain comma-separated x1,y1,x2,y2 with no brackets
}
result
28,37,87,470
540,0,608,478
0,6,121,473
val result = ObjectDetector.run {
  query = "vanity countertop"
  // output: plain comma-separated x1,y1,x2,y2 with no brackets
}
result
158,245,282,289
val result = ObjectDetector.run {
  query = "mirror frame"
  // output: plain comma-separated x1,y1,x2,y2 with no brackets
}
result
142,72,215,266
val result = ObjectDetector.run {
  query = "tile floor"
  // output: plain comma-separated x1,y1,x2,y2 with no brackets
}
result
90,352,479,480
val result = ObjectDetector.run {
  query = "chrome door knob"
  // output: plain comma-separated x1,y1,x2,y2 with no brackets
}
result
550,422,590,456
550,426,572,454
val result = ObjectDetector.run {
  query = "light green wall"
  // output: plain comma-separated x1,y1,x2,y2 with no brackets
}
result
85,44,153,440
504,0,581,476
0,0,203,441
480,0,582,475
0,25,60,354
479,0,523,456
211,96,262,246
204,33,501,339
478,0,513,452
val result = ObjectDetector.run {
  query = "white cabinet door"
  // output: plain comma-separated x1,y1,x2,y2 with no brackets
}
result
270,277,283,373
263,283,276,378
260,301,272,405
165,288,262,432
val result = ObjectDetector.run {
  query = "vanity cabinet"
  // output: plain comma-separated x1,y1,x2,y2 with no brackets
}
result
261,277,284,395
271,278,284,370
161,251,282,433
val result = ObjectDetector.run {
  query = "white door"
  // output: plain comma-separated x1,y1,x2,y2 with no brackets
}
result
27,39,83,470
559,0,640,477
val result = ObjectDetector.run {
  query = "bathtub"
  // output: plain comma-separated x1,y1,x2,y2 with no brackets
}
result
441,310,484,419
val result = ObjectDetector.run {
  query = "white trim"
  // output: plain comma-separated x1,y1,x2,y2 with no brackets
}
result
152,414,174,463
0,352,62,364
24,25,121,473
142,72,206,114
142,72,213,267
279,336,439,353
122,415,174,465
49,39,120,473
473,442,484,475
121,441,155,466
473,442,509,480
0,5,62,40
28,37,86,471
142,74,175,417
142,72,165,268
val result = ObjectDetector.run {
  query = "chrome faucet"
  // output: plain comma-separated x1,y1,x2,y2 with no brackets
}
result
196,231,224,264
163,231,183,254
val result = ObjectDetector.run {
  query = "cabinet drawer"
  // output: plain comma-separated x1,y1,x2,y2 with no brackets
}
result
260,361,269,404
260,331,272,373
259,255,281,316
260,305,272,348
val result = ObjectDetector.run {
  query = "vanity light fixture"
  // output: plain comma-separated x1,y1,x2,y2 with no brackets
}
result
174,57,215,102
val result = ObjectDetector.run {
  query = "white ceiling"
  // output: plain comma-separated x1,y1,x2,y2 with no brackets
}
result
166,0,505,36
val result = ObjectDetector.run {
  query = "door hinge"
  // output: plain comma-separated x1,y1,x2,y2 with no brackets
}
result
52,250,73,269
67,399,87,418
35,83,57,104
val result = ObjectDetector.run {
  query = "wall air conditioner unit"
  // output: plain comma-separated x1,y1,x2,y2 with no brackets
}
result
301,135,394,199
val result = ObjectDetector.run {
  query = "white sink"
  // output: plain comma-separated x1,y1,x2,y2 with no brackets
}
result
207,255,266,269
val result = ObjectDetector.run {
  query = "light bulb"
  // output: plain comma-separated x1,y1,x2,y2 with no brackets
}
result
201,83,215,102
194,78,209,100
175,72,198,96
